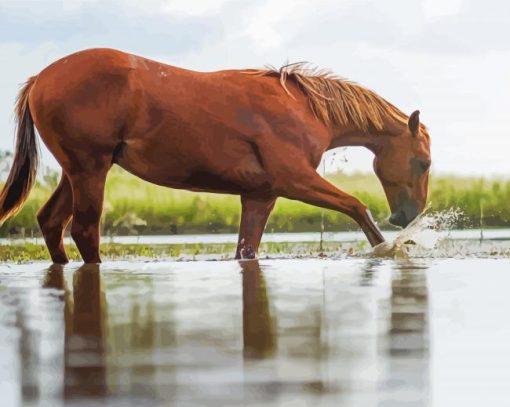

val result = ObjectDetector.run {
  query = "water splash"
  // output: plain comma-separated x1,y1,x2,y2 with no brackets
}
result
372,207,463,258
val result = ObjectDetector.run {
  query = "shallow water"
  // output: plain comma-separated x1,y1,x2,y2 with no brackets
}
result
1,258,509,406
2,228,509,246
4,227,510,261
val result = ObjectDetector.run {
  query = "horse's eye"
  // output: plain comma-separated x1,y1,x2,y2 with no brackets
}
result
420,160,431,172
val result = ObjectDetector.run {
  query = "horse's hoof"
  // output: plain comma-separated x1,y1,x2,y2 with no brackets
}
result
241,246,256,259
372,241,395,257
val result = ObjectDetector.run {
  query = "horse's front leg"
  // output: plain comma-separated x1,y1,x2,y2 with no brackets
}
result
235,195,276,259
274,165,384,247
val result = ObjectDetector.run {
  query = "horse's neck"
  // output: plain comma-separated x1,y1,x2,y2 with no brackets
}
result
328,127,379,153
327,119,405,153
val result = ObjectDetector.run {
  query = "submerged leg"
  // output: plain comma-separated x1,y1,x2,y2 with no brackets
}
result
235,196,276,259
68,168,109,264
37,173,73,264
276,167,384,247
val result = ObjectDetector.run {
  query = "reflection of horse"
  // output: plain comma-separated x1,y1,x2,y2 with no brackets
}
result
0,49,430,262
42,264,66,290
240,260,275,359
389,261,429,356
387,261,430,402
44,264,107,398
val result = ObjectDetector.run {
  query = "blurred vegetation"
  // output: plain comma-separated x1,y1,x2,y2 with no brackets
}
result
0,165,507,237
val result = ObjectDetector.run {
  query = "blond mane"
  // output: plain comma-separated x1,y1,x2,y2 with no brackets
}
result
250,63,411,131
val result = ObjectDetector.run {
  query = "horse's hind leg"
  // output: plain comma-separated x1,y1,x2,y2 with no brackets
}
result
235,196,276,259
37,173,73,264
68,166,110,264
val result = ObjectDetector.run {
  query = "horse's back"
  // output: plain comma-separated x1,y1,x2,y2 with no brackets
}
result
29,47,313,144
28,48,247,143
26,48,327,192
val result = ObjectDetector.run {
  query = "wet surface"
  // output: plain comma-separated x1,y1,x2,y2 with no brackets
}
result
2,228,510,246
1,258,510,406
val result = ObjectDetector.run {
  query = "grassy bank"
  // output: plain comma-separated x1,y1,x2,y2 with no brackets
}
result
0,241,364,262
1,166,507,237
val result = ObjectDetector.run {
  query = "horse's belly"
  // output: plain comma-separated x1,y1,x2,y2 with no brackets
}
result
114,139,270,195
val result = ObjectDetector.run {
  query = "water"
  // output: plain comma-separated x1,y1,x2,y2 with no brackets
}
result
1,258,510,406
3,228,510,260
3,229,510,247
1,211,509,405
373,208,465,257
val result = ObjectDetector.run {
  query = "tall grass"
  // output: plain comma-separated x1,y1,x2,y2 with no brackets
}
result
1,166,509,237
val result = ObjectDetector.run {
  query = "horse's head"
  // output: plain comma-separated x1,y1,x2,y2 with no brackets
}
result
373,110,431,228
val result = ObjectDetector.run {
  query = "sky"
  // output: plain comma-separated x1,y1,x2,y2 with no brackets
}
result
0,0,509,176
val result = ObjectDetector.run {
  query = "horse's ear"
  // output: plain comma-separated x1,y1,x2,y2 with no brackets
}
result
408,110,420,137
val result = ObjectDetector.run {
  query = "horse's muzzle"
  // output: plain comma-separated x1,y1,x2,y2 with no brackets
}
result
389,201,419,228
389,211,412,228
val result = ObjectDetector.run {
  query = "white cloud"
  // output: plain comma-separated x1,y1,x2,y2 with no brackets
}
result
1,0,509,175
422,0,463,20
0,42,64,168
62,0,100,12
114,0,233,17
161,0,232,16
241,0,361,51
242,0,311,49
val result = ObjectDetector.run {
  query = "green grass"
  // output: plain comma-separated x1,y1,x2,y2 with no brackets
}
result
1,166,508,237
0,241,365,262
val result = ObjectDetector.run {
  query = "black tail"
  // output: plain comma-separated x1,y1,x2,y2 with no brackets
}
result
0,76,39,223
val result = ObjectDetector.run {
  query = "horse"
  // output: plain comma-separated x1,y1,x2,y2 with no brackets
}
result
0,48,431,264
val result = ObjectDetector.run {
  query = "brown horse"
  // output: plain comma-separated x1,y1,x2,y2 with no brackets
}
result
0,48,431,263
